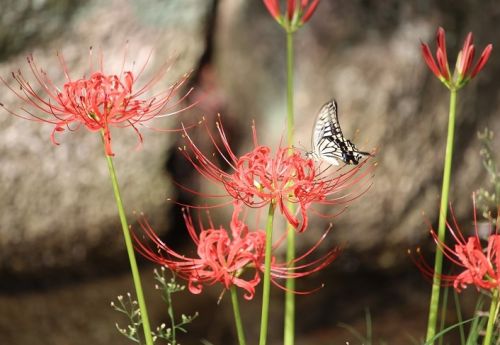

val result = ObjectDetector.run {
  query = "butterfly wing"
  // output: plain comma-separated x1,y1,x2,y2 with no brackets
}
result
310,100,342,165
311,99,370,165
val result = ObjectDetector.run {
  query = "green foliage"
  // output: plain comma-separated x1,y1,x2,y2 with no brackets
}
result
463,295,485,345
476,128,500,224
423,316,481,345
112,293,143,343
335,300,497,345
112,267,198,345
337,309,388,345
153,267,198,345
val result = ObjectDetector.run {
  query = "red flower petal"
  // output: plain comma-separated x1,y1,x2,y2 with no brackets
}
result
421,43,443,79
436,48,450,80
301,0,320,24
263,0,281,20
470,43,493,78
287,0,296,20
436,27,448,67
462,45,475,76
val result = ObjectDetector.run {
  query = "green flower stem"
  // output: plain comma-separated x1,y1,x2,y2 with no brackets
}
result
425,88,458,343
453,290,466,345
103,137,154,345
284,219,295,345
483,289,500,345
286,31,295,145
284,29,296,345
230,286,247,345
437,287,449,345
166,283,177,345
259,202,276,345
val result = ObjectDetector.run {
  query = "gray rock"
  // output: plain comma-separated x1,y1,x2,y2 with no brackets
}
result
0,0,214,275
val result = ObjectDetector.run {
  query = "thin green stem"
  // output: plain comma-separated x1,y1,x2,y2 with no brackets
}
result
284,219,295,345
425,89,458,343
259,202,276,345
103,136,154,345
438,286,449,345
284,29,296,345
285,31,294,146
166,285,176,345
231,286,247,345
452,290,465,345
482,289,499,345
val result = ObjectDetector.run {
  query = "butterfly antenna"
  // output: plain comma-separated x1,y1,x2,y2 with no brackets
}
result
359,150,374,157
352,129,374,157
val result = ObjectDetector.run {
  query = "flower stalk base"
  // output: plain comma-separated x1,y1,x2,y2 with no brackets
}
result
103,134,154,345
231,286,248,345
284,29,296,345
425,89,458,342
259,202,276,345
483,289,499,345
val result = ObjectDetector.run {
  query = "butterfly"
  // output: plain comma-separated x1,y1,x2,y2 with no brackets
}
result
306,99,371,165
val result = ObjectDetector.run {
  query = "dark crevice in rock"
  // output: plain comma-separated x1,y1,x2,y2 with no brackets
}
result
162,0,219,250
188,0,219,88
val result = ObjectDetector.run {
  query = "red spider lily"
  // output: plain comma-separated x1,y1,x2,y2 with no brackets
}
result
133,202,340,299
263,0,320,30
412,198,500,292
1,47,193,156
178,117,372,232
421,27,492,90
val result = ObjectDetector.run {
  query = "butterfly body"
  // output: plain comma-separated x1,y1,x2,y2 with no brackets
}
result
307,100,370,165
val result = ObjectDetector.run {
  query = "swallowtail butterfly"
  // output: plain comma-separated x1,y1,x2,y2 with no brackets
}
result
306,100,370,165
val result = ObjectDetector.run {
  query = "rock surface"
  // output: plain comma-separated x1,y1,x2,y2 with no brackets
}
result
0,0,214,276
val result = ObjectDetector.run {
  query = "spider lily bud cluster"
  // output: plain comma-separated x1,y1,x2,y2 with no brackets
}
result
421,27,492,90
263,0,320,32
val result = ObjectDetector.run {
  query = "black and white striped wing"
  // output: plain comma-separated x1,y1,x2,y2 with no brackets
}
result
310,100,369,165
310,100,343,166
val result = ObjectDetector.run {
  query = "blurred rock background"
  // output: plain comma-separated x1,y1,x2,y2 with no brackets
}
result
0,0,499,344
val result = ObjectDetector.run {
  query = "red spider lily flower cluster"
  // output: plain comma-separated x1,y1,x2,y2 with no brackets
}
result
1,48,192,156
134,202,266,299
133,202,340,299
179,117,371,232
263,0,320,31
421,27,493,90
412,199,500,292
